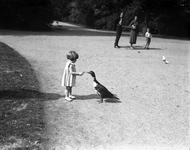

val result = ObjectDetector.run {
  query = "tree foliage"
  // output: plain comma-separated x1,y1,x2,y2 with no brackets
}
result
141,0,190,36
66,0,190,36
0,0,55,30
0,0,189,36
61,0,188,36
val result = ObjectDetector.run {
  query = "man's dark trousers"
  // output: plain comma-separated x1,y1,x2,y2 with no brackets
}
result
114,25,122,47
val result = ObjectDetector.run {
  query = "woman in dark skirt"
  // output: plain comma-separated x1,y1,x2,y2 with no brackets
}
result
129,16,139,49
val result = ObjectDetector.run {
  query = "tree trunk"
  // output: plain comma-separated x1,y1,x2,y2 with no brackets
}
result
143,9,150,36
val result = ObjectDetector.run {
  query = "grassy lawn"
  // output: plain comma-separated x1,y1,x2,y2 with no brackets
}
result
0,42,45,149
0,22,189,149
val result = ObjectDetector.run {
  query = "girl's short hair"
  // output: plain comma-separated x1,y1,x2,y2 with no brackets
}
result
67,51,79,61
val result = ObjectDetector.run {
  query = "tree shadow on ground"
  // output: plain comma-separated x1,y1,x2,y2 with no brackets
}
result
0,89,63,101
120,45,162,50
74,94,121,103
74,94,99,100
0,24,118,37
0,42,48,149
1,22,189,41
105,98,122,103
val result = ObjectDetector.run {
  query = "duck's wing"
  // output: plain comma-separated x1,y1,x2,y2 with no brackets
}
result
95,83,114,98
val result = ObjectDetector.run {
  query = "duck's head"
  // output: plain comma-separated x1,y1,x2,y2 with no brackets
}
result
87,71,96,78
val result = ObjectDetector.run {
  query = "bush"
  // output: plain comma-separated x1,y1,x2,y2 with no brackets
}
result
0,0,54,31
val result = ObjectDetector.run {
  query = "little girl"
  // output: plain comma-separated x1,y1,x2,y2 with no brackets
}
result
62,51,85,101
144,28,152,49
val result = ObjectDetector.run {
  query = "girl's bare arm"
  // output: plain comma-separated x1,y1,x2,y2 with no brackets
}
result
70,72,85,76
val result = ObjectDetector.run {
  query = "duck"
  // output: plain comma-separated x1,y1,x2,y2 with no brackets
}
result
87,71,119,103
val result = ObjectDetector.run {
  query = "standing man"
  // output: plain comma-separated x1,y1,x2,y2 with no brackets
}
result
114,11,124,48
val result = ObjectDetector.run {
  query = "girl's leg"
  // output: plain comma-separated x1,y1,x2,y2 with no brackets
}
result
65,86,72,101
147,42,150,49
65,88,69,98
144,42,147,49
69,88,76,99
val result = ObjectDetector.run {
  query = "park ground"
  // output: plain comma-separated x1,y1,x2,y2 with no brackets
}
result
0,22,190,150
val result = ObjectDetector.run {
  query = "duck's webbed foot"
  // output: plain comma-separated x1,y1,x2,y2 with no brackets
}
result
98,98,103,103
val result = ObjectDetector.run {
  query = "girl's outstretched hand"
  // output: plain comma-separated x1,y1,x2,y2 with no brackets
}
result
79,72,85,76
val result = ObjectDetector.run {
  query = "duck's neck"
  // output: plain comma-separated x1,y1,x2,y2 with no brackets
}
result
93,77,99,84
93,77,99,87
93,77,96,81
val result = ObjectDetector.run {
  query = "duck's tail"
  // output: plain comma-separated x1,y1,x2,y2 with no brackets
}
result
113,94,119,100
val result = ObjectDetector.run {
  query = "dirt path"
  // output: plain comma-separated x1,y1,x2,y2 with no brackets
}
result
0,22,190,150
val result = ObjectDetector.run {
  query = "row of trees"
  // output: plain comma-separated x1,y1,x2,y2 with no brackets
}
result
0,0,55,30
65,0,190,36
0,0,189,36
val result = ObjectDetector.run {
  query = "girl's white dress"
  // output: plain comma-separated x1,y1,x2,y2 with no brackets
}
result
61,60,76,87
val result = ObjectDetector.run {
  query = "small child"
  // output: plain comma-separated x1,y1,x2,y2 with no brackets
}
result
61,51,85,101
144,28,152,49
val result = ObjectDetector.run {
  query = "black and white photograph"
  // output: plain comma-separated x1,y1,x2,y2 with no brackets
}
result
0,0,190,150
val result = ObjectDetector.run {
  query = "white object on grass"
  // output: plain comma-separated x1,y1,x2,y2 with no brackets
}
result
162,56,169,64
162,56,166,61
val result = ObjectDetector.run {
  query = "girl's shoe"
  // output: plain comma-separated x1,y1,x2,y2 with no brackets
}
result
69,95,76,99
114,45,120,48
65,97,73,101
